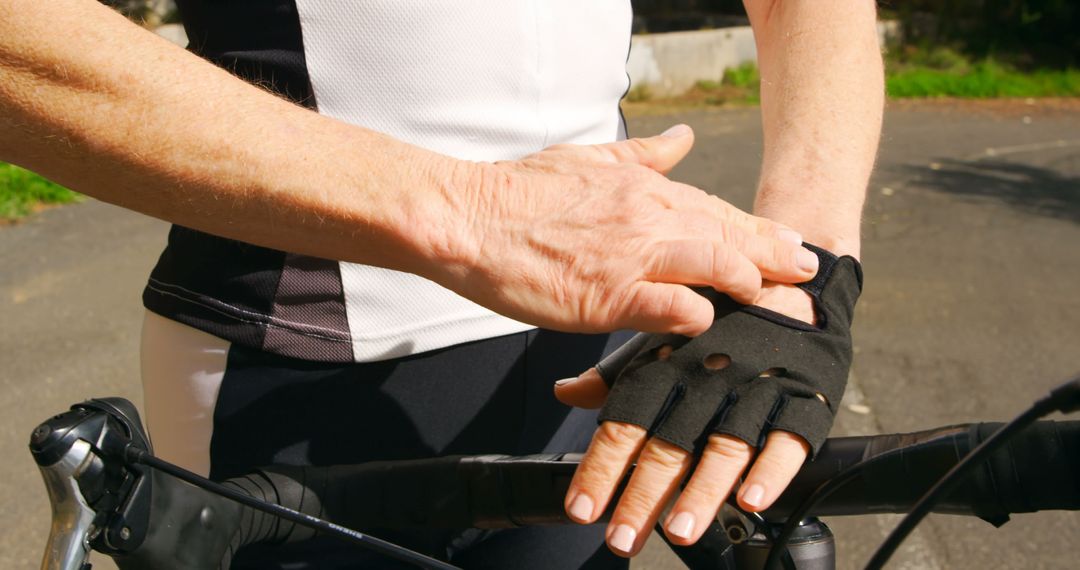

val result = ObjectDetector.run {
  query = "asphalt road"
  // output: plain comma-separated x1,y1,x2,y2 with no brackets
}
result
2,100,1078,569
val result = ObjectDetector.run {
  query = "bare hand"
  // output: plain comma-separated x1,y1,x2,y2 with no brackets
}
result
555,284,815,556
427,126,820,336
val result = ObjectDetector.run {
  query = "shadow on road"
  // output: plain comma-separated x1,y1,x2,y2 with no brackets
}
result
903,158,1080,224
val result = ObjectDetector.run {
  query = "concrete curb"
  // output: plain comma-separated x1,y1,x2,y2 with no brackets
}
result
628,21,901,97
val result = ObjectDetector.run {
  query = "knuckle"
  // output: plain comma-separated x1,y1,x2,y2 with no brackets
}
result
716,221,740,248
624,285,661,319
705,435,754,462
710,242,735,277
768,430,813,455
615,488,659,520
639,439,691,472
596,421,648,451
750,449,801,480
758,216,782,236
625,137,650,157
778,240,800,267
661,286,690,320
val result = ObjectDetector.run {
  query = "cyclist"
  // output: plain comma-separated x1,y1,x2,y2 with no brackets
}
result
0,0,882,567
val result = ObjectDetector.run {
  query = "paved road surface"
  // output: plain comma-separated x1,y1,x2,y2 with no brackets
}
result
2,100,1078,569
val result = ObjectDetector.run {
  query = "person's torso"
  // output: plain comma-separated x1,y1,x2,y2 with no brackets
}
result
145,0,632,362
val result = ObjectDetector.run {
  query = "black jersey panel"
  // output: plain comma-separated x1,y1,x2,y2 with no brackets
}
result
263,253,353,361
145,2,355,362
175,0,314,106
144,226,284,349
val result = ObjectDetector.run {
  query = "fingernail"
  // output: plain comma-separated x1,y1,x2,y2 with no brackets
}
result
778,228,803,245
609,524,637,553
661,124,691,138
742,484,765,510
797,248,819,272
667,512,696,540
555,377,577,386
568,493,594,521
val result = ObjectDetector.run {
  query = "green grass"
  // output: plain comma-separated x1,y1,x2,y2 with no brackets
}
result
626,83,653,103
723,61,760,90
886,60,1080,98
885,45,1080,98
0,162,81,221
681,47,1080,106
690,62,761,105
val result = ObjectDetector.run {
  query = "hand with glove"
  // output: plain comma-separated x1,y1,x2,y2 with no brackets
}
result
555,245,862,555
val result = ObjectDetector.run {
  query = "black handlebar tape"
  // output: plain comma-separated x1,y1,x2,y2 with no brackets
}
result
112,468,246,570
222,421,1079,540
221,470,320,548
224,453,582,543
764,420,1080,522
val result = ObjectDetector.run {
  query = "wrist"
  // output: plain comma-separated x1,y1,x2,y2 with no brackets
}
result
753,188,863,260
396,153,496,286
756,282,816,325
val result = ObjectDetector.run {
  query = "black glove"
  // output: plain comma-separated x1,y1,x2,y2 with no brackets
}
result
596,244,862,456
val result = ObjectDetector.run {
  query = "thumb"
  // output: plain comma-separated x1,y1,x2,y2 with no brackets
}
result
554,368,610,409
592,124,695,174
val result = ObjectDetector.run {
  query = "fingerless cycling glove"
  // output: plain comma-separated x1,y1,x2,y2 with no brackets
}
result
596,244,862,456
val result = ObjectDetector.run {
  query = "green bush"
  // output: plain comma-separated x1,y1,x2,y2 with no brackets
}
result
0,163,81,220
892,1,1079,68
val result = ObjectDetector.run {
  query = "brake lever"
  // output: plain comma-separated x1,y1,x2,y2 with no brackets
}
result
30,400,155,570
35,436,98,570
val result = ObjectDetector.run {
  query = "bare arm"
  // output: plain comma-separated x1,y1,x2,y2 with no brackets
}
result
0,0,818,334
748,0,883,259
0,0,447,274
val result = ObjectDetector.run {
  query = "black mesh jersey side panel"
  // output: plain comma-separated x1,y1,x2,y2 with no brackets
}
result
175,0,314,106
144,2,354,362
144,226,284,350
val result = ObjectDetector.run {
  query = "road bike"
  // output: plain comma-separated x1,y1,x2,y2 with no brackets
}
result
32,375,1080,570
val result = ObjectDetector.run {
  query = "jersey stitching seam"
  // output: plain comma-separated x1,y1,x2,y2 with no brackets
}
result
146,280,351,343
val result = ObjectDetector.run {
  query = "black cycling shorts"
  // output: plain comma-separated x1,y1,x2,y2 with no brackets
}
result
205,328,633,570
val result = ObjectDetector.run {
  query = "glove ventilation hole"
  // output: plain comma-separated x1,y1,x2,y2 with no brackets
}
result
758,367,787,378
703,353,732,371
655,344,674,361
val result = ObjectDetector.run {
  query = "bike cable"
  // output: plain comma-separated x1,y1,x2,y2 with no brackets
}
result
762,373,1080,570
863,373,1080,569
760,442,935,569
123,448,461,570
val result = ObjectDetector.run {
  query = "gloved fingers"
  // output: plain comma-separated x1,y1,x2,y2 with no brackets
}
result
652,383,733,452
711,382,783,447
564,421,648,525
604,436,693,557
735,430,810,512
769,395,836,457
594,332,652,386
662,433,753,545
553,367,610,409
599,356,682,431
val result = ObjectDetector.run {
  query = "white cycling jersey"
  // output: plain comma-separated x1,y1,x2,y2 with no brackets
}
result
146,0,632,362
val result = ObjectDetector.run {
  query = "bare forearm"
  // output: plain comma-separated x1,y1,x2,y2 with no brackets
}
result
0,0,460,274
745,0,884,258
0,0,830,335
